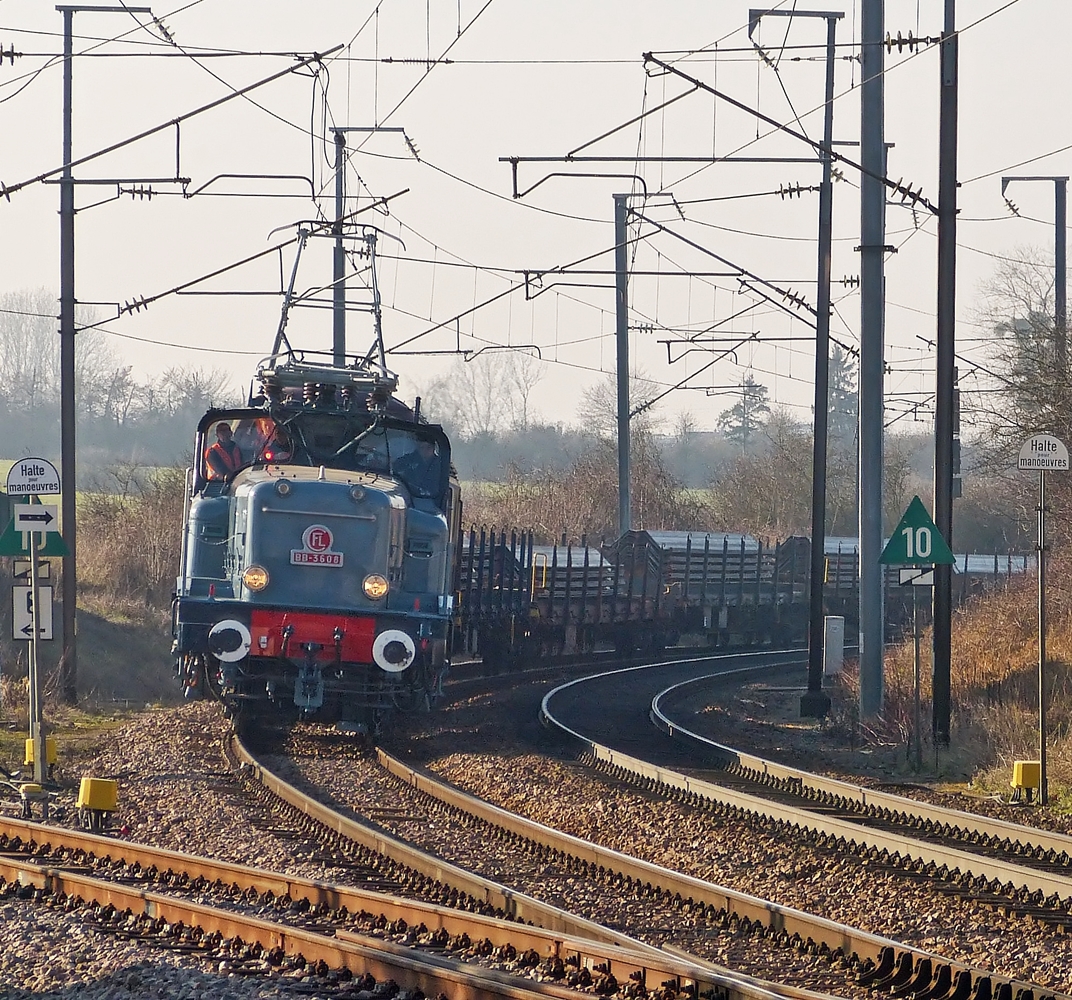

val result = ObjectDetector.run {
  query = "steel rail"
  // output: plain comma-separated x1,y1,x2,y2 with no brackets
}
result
534,657,1066,1000
0,814,827,1000
0,854,595,1000
225,738,855,1000
0,813,659,966
229,734,665,952
548,661,1072,899
652,672,1072,856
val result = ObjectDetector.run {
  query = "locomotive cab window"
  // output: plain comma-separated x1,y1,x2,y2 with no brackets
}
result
201,416,290,482
389,432,446,505
202,419,246,481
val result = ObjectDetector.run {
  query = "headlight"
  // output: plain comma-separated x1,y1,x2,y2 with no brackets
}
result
275,480,292,496
350,485,366,502
363,574,389,600
243,565,270,591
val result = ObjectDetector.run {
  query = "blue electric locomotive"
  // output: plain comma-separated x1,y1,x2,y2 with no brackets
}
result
172,352,460,733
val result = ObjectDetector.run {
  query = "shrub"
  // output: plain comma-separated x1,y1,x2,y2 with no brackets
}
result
78,464,186,607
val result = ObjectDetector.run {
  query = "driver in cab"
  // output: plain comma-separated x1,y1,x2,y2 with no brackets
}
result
393,438,442,498
205,422,243,480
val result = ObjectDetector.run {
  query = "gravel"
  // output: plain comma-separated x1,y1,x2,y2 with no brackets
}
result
2,679,1071,998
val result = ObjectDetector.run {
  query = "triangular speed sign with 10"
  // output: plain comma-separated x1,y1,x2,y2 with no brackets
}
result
879,495,956,567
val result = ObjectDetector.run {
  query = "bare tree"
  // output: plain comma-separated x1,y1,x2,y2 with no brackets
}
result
576,369,663,439
967,247,1072,544
0,288,127,419
463,433,708,541
154,366,237,417
974,246,1064,439
504,351,544,430
421,350,545,439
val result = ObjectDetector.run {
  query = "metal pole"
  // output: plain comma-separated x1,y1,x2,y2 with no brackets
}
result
1038,468,1048,805
60,8,78,706
333,129,346,367
1001,178,1068,374
858,0,886,719
614,193,631,535
932,0,958,745
29,511,45,786
913,584,922,772
801,14,838,718
1056,180,1067,374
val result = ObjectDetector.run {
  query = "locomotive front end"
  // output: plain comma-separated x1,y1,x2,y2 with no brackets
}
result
231,467,446,717
173,373,458,733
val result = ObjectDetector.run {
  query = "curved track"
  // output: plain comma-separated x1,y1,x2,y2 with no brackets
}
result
539,651,1067,1000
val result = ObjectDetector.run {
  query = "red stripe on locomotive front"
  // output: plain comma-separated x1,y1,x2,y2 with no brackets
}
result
249,609,376,662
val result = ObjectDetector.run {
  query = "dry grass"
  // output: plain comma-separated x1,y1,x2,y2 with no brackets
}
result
77,465,185,607
832,553,1072,803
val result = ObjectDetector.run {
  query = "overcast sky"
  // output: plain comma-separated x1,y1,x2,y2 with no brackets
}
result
0,0,1065,434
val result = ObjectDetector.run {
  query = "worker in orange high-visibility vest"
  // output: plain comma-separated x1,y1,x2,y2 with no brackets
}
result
205,422,243,480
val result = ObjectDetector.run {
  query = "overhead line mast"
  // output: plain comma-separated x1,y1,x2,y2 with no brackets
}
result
858,0,886,719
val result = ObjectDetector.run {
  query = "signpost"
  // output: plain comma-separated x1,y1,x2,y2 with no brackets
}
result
1018,433,1069,806
14,505,58,531
3,458,62,786
881,496,956,771
12,586,54,641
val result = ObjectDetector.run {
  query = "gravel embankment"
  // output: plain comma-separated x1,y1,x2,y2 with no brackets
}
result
2,687,1071,998
0,702,367,1000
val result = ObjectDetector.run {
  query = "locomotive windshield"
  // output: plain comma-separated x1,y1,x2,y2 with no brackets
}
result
199,411,448,504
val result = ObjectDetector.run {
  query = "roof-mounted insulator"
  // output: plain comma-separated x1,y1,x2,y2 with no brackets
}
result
369,386,390,412
316,382,337,408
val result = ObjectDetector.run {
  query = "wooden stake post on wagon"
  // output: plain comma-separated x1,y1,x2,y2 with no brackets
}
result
880,497,956,772
3,458,64,788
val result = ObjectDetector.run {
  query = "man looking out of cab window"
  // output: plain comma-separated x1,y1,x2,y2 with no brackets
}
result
394,438,442,498
205,422,242,480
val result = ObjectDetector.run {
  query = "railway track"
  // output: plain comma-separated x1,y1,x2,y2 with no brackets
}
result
540,656,1072,901
0,756,850,1000
0,835,571,1000
0,815,736,1000
647,671,1072,912
7,648,1061,1000
221,687,1063,1000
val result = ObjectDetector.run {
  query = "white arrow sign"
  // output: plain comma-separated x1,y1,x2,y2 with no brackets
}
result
1018,433,1069,471
11,585,53,641
5,457,60,496
14,505,58,531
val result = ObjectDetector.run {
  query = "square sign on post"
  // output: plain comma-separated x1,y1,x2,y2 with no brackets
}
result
13,505,58,531
12,585,53,640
